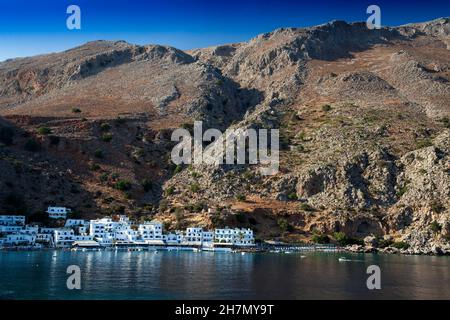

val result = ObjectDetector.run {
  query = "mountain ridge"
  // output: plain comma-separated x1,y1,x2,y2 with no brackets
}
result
0,17,449,254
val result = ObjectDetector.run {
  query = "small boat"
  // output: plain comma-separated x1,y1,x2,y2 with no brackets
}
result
338,257,351,262
241,252,246,255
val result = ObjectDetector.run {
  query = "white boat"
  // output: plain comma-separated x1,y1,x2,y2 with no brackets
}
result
338,257,351,262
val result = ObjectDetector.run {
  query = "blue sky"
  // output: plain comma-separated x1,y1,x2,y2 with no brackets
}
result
0,0,449,61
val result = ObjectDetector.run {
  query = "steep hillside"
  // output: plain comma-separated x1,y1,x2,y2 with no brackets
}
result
0,18,449,254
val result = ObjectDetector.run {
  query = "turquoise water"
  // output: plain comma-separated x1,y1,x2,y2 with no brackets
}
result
0,250,449,299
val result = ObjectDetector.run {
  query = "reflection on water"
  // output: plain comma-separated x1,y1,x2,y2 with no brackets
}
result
0,251,449,299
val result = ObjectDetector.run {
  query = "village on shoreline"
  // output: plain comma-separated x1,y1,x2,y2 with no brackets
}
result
0,206,345,254
0,206,261,252
4,206,445,256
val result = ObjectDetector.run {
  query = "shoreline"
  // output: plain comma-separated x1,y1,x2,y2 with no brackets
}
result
1,245,449,256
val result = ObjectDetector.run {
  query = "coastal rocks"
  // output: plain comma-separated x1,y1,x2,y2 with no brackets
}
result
364,235,378,247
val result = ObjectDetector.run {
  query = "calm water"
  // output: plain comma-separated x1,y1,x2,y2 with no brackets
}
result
0,250,449,300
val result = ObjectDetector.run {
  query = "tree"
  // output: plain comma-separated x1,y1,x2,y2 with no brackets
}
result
114,180,132,191
333,232,348,246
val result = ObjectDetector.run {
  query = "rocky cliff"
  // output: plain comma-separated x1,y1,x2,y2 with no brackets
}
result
1,18,449,254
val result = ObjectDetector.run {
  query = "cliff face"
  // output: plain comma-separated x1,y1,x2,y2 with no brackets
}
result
1,18,449,253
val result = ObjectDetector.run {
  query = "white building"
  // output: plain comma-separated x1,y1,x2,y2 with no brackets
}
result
214,228,255,247
47,207,71,219
64,219,87,228
163,232,183,245
21,225,39,235
138,222,163,242
65,219,89,235
36,233,54,246
89,216,137,246
0,215,25,226
203,231,214,243
54,229,93,248
183,227,204,246
4,234,36,246
0,225,23,234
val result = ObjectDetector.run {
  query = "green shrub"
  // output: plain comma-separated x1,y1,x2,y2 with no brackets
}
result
392,241,410,250
101,133,113,142
430,221,442,233
99,173,109,182
24,139,40,152
173,165,182,175
236,194,246,201
439,117,450,129
378,238,394,248
100,123,111,131
37,127,52,135
322,104,332,112
190,183,200,193
278,218,293,232
396,185,408,198
287,193,298,200
72,108,82,113
312,233,330,244
114,180,132,191
299,203,315,212
415,139,433,149
89,163,100,171
192,202,204,213
333,232,348,246
431,201,445,214
191,171,201,178
165,186,175,196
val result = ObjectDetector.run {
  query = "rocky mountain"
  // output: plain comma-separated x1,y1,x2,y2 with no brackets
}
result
0,18,449,254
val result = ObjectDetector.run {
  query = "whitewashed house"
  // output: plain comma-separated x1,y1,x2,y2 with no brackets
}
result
184,227,203,245
0,225,23,234
54,229,93,248
202,231,214,245
0,215,25,226
214,228,235,244
35,233,54,246
163,232,183,245
89,216,137,246
47,207,71,219
5,234,36,246
65,219,89,235
22,225,39,235
214,228,255,247
138,221,163,243
232,228,255,246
